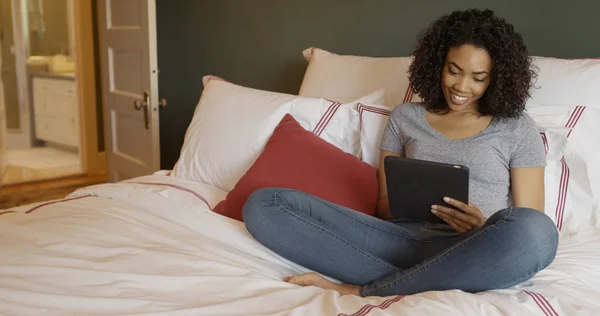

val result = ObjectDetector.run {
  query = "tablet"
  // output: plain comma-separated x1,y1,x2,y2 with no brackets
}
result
384,156,469,224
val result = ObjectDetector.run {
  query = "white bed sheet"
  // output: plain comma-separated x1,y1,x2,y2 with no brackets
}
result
1,174,599,316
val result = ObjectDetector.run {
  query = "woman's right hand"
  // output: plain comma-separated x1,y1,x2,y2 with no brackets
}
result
431,198,487,233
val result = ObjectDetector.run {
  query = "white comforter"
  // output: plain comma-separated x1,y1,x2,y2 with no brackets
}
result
1,174,599,315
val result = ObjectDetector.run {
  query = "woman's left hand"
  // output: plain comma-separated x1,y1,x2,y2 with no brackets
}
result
432,197,487,233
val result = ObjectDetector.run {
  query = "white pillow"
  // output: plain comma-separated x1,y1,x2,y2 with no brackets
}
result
527,104,600,234
357,103,393,168
171,76,385,192
298,47,421,108
529,57,600,108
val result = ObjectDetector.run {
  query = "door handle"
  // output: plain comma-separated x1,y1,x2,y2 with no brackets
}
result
158,97,167,108
133,91,150,130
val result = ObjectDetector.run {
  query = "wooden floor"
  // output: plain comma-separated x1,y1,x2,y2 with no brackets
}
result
0,173,107,209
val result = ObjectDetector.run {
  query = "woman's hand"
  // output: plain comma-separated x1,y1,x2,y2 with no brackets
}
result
283,272,361,296
432,197,487,233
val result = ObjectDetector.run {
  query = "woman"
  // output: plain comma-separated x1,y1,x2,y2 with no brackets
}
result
242,9,559,297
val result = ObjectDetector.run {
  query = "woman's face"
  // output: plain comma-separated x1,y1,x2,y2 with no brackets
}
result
441,44,493,113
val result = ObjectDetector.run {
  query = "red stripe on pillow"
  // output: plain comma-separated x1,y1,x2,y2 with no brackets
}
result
553,105,586,230
357,103,392,116
318,102,342,136
357,103,391,132
566,106,586,137
406,85,414,102
565,105,584,128
312,101,338,134
402,84,412,103
363,107,391,116
358,104,365,131
314,102,340,136
314,102,342,137
555,158,570,230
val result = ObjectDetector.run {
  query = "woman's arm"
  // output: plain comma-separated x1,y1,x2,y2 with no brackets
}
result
376,150,403,220
510,167,545,212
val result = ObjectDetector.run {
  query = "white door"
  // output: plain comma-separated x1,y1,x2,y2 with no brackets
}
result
97,0,164,182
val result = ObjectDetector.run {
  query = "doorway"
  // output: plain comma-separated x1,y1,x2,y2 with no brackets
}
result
0,0,104,186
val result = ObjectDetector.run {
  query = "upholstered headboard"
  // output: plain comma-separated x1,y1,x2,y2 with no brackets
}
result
155,0,600,169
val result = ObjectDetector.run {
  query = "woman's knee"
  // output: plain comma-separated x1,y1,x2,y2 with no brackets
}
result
507,208,559,267
242,188,275,232
242,187,301,231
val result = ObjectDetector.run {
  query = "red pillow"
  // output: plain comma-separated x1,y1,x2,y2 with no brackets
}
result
212,114,379,221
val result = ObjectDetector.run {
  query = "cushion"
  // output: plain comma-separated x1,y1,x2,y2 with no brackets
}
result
171,76,384,192
298,47,421,108
357,103,394,168
212,114,379,222
527,104,600,233
528,57,600,108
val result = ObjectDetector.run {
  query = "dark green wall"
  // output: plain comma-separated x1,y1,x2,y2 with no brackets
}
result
156,0,600,169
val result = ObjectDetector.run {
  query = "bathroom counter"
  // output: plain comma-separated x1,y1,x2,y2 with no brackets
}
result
30,71,76,80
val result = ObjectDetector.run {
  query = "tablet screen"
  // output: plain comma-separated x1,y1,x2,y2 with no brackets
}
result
384,156,469,224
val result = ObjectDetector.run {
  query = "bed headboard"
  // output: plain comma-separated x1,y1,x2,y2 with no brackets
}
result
155,0,600,169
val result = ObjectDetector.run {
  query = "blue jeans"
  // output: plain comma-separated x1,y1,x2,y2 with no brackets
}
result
242,188,559,297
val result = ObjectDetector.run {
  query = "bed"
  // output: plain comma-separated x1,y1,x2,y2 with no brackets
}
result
2,48,600,316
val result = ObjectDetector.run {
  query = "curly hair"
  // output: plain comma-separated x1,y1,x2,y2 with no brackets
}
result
408,9,536,118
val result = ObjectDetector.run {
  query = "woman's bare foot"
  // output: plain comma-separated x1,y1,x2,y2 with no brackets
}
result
283,272,361,296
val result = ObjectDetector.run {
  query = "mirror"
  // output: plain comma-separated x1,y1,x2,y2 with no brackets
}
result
1,0,81,186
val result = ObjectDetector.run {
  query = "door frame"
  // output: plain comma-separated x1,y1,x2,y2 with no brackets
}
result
74,0,105,175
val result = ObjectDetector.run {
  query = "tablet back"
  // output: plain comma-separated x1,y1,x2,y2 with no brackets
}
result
384,156,469,224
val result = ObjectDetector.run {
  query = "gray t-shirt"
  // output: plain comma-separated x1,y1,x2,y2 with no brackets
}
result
381,102,546,218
